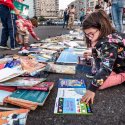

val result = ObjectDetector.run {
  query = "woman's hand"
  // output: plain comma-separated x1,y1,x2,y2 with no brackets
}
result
81,90,95,104
83,50,92,59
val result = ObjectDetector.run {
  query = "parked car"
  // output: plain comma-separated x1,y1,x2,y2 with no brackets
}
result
38,21,47,26
74,19,81,26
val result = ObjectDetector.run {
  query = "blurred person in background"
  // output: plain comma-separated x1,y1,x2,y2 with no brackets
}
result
111,0,125,32
67,5,76,30
63,8,69,28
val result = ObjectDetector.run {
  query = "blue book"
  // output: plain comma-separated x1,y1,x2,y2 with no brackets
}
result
30,54,49,63
54,98,92,114
9,90,50,106
56,48,78,64
58,78,86,88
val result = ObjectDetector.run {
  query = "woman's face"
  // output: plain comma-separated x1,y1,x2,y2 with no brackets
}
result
84,28,100,43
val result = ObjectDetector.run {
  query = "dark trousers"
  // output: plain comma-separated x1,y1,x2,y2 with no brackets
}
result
63,18,67,28
0,4,17,48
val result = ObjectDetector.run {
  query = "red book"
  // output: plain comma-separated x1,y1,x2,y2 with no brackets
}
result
0,86,16,92
0,64,5,70
17,82,54,91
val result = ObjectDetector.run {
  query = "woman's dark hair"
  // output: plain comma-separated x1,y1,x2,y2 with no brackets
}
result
83,9,115,47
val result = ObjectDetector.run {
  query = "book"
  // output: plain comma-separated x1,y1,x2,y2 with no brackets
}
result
9,89,50,106
0,68,25,82
0,63,5,70
54,80,92,115
57,88,86,99
54,97,92,114
0,90,12,105
58,78,86,88
20,57,46,76
56,48,78,64
0,86,16,92
17,82,54,91
4,97,37,110
29,54,50,63
0,106,19,111
11,1,29,18
28,47,42,53
4,59,21,68
0,109,29,125
63,41,80,47
46,63,76,74
0,77,46,87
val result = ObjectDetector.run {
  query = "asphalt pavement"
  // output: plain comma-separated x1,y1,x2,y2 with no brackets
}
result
0,26,125,125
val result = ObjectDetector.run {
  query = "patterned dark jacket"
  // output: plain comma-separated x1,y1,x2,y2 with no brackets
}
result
88,32,125,92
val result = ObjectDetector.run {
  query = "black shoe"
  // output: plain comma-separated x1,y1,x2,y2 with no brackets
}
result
86,73,95,79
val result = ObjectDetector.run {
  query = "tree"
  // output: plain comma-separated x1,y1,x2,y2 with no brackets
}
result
38,16,46,22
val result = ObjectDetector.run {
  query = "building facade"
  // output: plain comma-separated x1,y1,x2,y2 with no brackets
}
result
23,0,35,18
33,0,59,18
34,0,41,17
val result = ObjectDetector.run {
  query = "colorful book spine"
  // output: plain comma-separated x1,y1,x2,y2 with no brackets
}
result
4,97,37,110
17,86,49,91
0,86,16,92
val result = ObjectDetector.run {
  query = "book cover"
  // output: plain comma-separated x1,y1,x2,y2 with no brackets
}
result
11,1,29,18
58,78,86,88
56,48,78,64
0,68,25,82
9,89,50,106
20,57,46,76
54,97,92,114
4,97,37,110
0,109,29,125
17,82,54,91
29,54,50,63
4,60,21,68
0,90,12,105
46,63,76,74
0,77,46,87
57,88,86,99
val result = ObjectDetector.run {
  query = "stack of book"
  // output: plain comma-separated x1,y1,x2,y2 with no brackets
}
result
54,78,92,114
0,77,54,110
